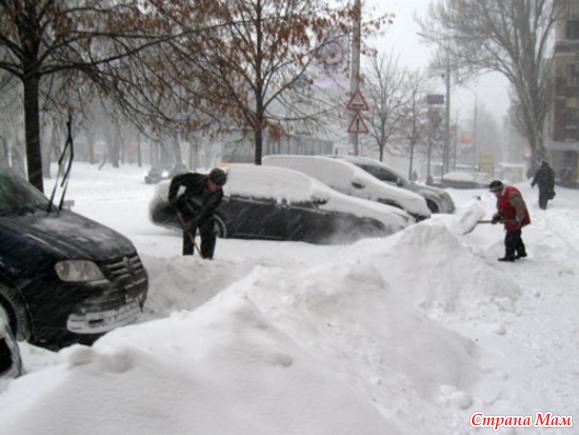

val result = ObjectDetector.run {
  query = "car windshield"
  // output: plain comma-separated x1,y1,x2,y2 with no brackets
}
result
357,164,399,183
0,169,50,216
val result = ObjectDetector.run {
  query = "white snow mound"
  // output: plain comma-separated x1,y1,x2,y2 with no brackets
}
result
0,292,398,435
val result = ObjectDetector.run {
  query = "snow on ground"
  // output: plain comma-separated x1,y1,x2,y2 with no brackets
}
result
2,162,578,434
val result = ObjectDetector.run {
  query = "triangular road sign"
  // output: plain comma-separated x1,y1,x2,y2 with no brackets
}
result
346,89,369,111
347,112,369,134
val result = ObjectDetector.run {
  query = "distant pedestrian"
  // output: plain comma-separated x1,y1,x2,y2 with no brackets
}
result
168,168,227,259
531,160,555,209
489,180,531,262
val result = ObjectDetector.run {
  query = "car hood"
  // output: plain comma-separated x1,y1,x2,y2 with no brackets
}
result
0,210,136,260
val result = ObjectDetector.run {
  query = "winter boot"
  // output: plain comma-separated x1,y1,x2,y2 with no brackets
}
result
498,256,516,262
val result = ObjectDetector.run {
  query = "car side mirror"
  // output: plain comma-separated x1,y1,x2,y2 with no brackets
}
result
351,179,365,189
396,178,404,187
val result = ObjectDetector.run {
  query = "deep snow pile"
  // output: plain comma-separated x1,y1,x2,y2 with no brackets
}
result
1,163,578,435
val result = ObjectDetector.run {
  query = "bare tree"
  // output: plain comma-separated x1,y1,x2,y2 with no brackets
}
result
150,0,389,164
418,0,559,169
364,53,407,162
0,1,186,191
398,70,432,179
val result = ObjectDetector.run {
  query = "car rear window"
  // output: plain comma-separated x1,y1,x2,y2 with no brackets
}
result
0,169,49,215
358,164,398,183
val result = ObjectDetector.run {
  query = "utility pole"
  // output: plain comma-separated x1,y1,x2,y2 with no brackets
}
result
443,59,451,175
473,93,478,170
427,107,433,184
349,0,361,156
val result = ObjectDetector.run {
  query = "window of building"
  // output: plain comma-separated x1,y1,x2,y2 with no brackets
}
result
566,20,579,40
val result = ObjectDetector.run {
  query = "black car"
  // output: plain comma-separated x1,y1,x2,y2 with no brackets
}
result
0,168,148,350
149,165,409,244
144,163,188,184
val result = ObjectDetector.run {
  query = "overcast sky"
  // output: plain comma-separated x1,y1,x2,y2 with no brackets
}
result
365,0,511,127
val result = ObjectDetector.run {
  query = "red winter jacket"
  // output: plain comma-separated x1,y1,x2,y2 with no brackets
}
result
497,185,531,231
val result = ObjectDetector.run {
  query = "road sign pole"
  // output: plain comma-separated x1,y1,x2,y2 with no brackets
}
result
349,0,361,155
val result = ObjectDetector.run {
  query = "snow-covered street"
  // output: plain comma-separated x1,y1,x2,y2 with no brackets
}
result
1,163,578,434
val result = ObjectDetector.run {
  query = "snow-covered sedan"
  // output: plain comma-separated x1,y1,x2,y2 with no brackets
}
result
263,155,431,221
149,165,411,244
331,156,455,214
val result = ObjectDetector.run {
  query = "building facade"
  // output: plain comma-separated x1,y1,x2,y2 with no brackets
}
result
547,0,579,186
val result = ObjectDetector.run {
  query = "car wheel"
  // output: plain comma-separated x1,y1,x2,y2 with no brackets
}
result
426,199,440,214
0,284,31,342
0,303,23,378
214,215,227,238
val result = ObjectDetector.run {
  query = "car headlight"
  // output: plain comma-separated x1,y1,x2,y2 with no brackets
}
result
161,171,170,178
55,260,105,282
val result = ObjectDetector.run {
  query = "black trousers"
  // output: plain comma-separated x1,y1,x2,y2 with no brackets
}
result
504,229,526,258
182,216,217,259
538,189,550,209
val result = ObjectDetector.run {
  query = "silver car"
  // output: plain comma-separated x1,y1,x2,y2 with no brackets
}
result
332,156,455,214
263,155,431,220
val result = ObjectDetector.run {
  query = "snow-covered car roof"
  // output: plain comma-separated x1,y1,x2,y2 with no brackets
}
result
262,155,430,219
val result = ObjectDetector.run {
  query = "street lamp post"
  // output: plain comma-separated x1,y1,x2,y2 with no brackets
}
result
443,59,451,175
464,87,478,170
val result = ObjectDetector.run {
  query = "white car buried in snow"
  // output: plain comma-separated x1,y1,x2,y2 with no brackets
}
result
263,155,432,221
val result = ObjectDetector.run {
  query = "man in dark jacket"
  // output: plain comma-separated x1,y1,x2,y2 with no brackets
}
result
489,180,531,262
168,168,227,258
531,160,555,209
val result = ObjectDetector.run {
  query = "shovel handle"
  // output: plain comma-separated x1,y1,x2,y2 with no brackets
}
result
478,219,516,224
176,210,202,256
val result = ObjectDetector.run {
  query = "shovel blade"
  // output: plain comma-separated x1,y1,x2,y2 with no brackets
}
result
456,201,487,235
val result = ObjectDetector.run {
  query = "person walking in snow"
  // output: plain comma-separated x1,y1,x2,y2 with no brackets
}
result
531,160,555,210
489,180,531,262
168,168,227,259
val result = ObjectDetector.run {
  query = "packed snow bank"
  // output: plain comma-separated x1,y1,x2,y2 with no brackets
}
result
229,261,480,433
345,221,521,318
0,292,397,435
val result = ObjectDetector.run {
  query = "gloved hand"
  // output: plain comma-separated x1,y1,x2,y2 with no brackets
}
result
491,213,501,224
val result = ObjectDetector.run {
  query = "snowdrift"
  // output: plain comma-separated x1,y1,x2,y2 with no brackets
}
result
0,293,397,435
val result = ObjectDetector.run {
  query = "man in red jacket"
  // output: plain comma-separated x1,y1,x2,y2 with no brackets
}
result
489,180,531,262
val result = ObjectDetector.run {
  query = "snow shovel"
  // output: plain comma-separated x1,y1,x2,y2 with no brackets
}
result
176,210,202,256
455,201,486,235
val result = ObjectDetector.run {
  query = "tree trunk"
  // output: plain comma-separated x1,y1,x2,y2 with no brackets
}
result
136,132,142,167
254,127,263,165
408,140,415,180
173,133,183,164
23,74,44,191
